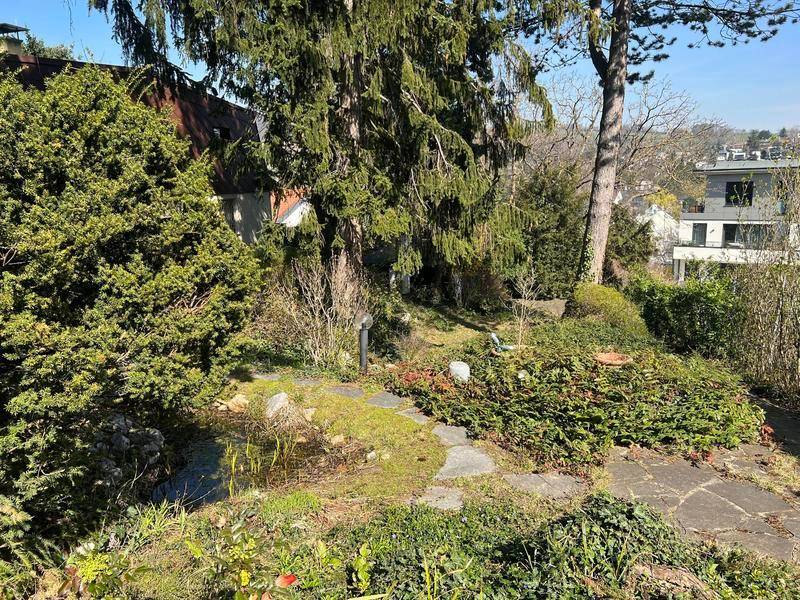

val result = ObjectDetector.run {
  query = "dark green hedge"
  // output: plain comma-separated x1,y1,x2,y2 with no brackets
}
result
0,67,257,542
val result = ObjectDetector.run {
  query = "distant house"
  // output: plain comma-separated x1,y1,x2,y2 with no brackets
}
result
1,49,307,243
636,204,679,265
672,159,800,281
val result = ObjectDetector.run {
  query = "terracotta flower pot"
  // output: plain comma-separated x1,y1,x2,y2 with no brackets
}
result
594,352,633,367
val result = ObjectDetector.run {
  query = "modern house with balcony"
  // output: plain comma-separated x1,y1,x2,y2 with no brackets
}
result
672,159,800,281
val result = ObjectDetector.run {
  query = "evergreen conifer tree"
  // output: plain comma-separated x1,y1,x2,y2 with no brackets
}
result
92,0,556,285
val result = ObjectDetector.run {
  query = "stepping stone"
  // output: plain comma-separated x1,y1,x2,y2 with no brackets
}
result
715,530,796,561
251,372,281,381
504,473,585,499
674,489,748,532
706,480,792,515
415,486,463,510
396,407,429,424
646,462,718,495
432,424,470,446
435,446,496,479
366,391,402,409
326,385,365,399
292,377,322,386
781,514,800,537
607,460,649,484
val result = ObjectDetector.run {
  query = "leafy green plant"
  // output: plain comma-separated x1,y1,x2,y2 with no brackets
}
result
389,319,762,464
61,543,149,599
185,507,297,599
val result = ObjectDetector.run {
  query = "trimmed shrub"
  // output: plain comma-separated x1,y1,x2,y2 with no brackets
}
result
0,68,256,543
570,282,649,336
627,274,738,357
389,320,762,465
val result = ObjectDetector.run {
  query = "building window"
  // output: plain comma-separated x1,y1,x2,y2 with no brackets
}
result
723,223,772,248
212,126,231,140
691,223,707,246
725,180,754,206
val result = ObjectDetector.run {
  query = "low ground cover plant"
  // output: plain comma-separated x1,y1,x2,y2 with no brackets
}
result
67,493,800,598
389,319,763,465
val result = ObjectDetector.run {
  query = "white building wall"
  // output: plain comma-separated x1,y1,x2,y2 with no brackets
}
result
220,193,271,244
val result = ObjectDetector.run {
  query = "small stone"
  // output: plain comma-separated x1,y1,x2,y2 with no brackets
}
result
396,407,429,424
264,392,290,419
330,434,346,446
366,451,378,461
303,408,317,421
435,446,496,479
367,391,403,409
224,393,250,413
449,361,470,383
432,424,470,446
416,486,463,510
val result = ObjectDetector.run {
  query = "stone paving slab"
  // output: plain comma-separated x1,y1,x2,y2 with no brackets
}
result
432,424,470,446
608,448,800,561
435,446,496,479
251,372,281,381
292,377,322,386
716,530,796,562
396,407,429,424
366,391,403,409
706,480,792,515
504,473,585,499
415,486,464,510
326,385,365,399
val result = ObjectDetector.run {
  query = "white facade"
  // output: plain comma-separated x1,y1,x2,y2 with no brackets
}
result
672,160,800,281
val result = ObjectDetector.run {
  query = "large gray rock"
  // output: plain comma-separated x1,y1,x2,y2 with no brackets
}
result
449,361,470,383
263,391,306,428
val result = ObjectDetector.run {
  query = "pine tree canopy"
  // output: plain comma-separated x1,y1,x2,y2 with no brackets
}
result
92,0,557,274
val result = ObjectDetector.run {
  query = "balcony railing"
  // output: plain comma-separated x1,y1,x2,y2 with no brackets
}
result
683,204,705,214
677,240,766,249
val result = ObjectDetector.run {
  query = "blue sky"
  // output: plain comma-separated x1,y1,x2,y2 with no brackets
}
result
6,0,800,130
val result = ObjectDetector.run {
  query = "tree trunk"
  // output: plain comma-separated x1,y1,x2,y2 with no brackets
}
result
338,0,364,270
578,0,630,283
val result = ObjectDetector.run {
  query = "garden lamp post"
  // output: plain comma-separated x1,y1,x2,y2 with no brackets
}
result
356,312,373,373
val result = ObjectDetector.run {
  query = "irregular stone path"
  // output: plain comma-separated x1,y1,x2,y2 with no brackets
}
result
302,379,582,512
255,373,800,562
608,446,800,561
